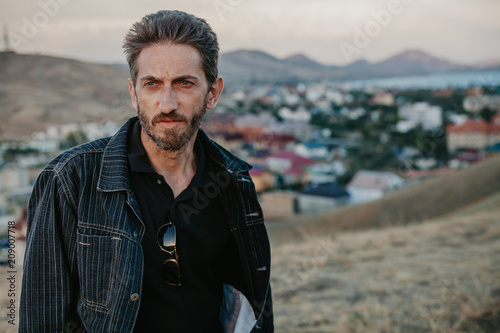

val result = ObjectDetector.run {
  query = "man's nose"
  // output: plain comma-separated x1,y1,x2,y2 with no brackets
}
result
159,87,179,113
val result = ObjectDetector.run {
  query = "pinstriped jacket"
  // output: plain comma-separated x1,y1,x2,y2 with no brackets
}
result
20,117,273,332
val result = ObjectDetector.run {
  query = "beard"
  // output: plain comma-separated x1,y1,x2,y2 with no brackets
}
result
137,98,207,151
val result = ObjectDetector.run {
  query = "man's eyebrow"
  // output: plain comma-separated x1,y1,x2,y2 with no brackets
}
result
139,75,160,82
138,75,200,82
172,75,199,82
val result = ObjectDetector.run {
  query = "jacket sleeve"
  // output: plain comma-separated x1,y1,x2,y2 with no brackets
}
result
20,168,81,332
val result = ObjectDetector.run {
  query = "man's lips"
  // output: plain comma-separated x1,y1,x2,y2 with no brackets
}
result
158,119,182,123
156,118,185,128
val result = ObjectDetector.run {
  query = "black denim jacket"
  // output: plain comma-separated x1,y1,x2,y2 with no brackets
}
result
20,117,273,332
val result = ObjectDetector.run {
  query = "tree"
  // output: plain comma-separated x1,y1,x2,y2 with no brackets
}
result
60,130,88,149
479,107,495,124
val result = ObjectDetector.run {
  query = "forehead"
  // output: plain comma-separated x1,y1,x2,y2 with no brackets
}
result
135,43,204,79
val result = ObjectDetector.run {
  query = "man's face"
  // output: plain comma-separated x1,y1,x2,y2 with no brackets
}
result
129,43,219,151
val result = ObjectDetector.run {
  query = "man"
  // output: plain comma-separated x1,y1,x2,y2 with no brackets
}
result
20,10,273,332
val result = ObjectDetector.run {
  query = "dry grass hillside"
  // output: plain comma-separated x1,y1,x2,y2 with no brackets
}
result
268,156,500,243
266,157,500,332
270,198,500,332
0,52,134,139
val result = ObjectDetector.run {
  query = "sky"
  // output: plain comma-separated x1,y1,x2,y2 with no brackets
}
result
1,0,499,66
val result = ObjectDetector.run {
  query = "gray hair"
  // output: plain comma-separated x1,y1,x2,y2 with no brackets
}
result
123,10,219,86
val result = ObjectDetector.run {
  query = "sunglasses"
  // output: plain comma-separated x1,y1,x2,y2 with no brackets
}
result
157,223,181,286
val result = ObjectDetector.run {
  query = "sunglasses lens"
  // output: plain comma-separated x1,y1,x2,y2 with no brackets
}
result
162,259,181,285
157,223,176,250
157,223,181,286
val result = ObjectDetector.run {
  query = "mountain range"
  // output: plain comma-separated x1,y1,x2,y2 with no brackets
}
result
1,49,499,138
219,49,500,85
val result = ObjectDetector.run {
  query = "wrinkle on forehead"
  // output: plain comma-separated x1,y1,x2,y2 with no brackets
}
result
136,42,204,82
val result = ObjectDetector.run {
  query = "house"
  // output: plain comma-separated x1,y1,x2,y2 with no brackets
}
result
293,141,330,160
371,92,395,106
0,162,29,194
264,152,315,188
325,89,344,105
0,162,31,214
446,114,500,152
305,84,325,103
434,89,453,98
297,183,350,215
397,102,442,131
260,191,297,220
249,166,274,193
347,170,404,204
278,106,312,123
234,112,278,129
453,149,485,164
463,95,500,113
270,121,313,141
245,132,296,152
307,161,346,185
447,113,469,126
466,87,483,96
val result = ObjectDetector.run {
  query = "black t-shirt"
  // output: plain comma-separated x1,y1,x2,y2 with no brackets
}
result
128,120,243,332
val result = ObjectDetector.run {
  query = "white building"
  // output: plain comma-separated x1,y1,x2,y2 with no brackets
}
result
347,170,404,204
325,89,344,105
398,102,442,131
298,183,350,215
293,142,330,160
234,112,278,129
278,106,311,123
463,95,500,113
305,84,326,103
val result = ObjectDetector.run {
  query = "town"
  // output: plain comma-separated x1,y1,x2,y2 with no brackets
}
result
1,78,499,229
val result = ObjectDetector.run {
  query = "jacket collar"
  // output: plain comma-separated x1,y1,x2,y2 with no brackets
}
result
197,127,252,175
97,117,252,192
97,117,135,192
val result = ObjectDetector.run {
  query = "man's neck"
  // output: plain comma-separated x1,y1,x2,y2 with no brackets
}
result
140,130,198,198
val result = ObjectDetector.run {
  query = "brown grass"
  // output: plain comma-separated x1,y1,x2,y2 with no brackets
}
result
270,207,500,332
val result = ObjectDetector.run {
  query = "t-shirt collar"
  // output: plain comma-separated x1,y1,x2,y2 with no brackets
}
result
127,119,210,189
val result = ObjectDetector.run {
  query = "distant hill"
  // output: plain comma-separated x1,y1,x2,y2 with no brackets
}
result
473,56,500,69
339,49,465,79
378,49,460,70
282,54,329,69
267,156,500,241
219,48,488,85
219,50,330,84
0,52,134,139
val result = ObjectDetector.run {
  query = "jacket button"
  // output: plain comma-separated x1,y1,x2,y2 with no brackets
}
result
130,293,140,302
133,231,138,238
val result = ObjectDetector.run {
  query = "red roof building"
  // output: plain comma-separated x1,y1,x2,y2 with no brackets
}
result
447,114,500,152
264,152,315,188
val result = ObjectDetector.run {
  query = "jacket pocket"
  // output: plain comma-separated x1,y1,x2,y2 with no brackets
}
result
76,231,123,313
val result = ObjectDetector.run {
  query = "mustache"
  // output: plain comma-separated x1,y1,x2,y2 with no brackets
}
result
152,112,188,123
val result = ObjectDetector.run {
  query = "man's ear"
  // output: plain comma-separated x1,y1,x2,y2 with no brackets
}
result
128,79,138,111
205,77,224,110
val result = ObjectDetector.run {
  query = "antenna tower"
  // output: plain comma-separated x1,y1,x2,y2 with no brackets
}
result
3,25,12,52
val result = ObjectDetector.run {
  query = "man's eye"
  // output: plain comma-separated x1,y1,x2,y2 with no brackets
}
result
180,80,193,86
145,81,155,87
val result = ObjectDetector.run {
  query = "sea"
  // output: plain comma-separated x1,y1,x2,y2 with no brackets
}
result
338,70,500,90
